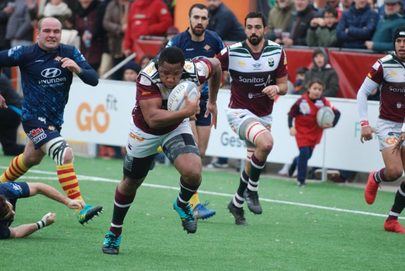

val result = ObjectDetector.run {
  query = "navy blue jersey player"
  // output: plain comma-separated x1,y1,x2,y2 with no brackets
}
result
166,3,224,220
0,17,102,224
0,181,84,239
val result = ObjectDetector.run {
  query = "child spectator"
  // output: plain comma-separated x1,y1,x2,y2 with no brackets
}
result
122,60,141,82
290,67,308,95
287,80,341,186
304,48,339,97
306,6,339,47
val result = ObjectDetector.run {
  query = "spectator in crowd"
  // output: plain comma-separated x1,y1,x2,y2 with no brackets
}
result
0,0,14,50
206,0,246,41
5,0,37,47
291,67,308,94
304,48,339,97
267,0,295,43
306,5,339,47
314,0,328,12
39,0,72,28
287,80,340,186
0,74,24,156
326,0,343,18
123,0,172,56
103,0,130,80
282,0,317,47
72,0,107,71
257,0,272,22
336,0,378,49
365,0,405,52
340,0,354,10
122,60,141,82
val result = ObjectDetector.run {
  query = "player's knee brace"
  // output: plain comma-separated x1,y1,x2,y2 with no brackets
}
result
239,119,268,145
43,137,70,165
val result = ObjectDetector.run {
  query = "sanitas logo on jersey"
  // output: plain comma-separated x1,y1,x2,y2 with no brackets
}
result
238,76,265,85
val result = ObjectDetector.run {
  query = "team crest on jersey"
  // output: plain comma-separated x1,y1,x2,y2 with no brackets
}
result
268,58,274,67
204,44,211,51
388,70,398,77
184,62,195,73
238,60,246,67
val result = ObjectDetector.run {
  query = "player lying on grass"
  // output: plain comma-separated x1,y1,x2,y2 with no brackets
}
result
0,181,84,239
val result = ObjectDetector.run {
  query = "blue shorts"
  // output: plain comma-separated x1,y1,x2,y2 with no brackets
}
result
195,92,211,126
22,119,62,149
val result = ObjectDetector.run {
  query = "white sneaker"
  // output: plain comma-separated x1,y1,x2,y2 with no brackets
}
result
278,164,290,176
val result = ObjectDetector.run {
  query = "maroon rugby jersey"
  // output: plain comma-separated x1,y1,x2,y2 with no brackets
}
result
368,54,405,123
133,58,212,135
217,40,288,116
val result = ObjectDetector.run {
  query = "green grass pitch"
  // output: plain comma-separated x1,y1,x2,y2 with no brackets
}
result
1,155,404,271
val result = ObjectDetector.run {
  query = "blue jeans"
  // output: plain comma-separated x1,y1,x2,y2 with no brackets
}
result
290,146,314,184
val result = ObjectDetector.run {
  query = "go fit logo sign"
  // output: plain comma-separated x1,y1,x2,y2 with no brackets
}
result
75,95,117,133
76,103,109,133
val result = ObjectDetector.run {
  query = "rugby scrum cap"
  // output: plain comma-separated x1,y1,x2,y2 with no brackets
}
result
393,26,405,42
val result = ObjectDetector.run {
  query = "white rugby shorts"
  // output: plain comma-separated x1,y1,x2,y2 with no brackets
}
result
226,108,272,140
376,118,405,150
126,119,193,158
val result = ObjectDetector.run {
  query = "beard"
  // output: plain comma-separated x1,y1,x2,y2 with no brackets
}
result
190,24,205,37
248,34,263,46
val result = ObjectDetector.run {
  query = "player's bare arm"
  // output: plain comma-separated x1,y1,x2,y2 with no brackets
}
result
206,57,222,128
262,75,288,99
28,182,84,209
140,96,200,129
9,212,55,238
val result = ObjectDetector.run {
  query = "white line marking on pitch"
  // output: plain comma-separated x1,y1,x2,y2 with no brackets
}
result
8,167,400,220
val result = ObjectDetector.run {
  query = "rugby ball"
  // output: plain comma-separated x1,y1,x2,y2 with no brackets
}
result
167,81,199,111
316,106,335,127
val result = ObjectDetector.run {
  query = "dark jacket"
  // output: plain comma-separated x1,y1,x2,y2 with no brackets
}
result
336,4,378,49
304,49,339,97
103,0,127,58
290,5,317,46
371,13,405,53
208,3,246,42
72,0,106,68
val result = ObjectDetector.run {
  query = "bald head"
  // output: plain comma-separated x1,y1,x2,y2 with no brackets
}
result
37,17,62,51
38,17,62,32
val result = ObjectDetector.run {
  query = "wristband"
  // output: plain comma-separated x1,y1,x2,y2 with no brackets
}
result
36,220,46,229
360,120,369,127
